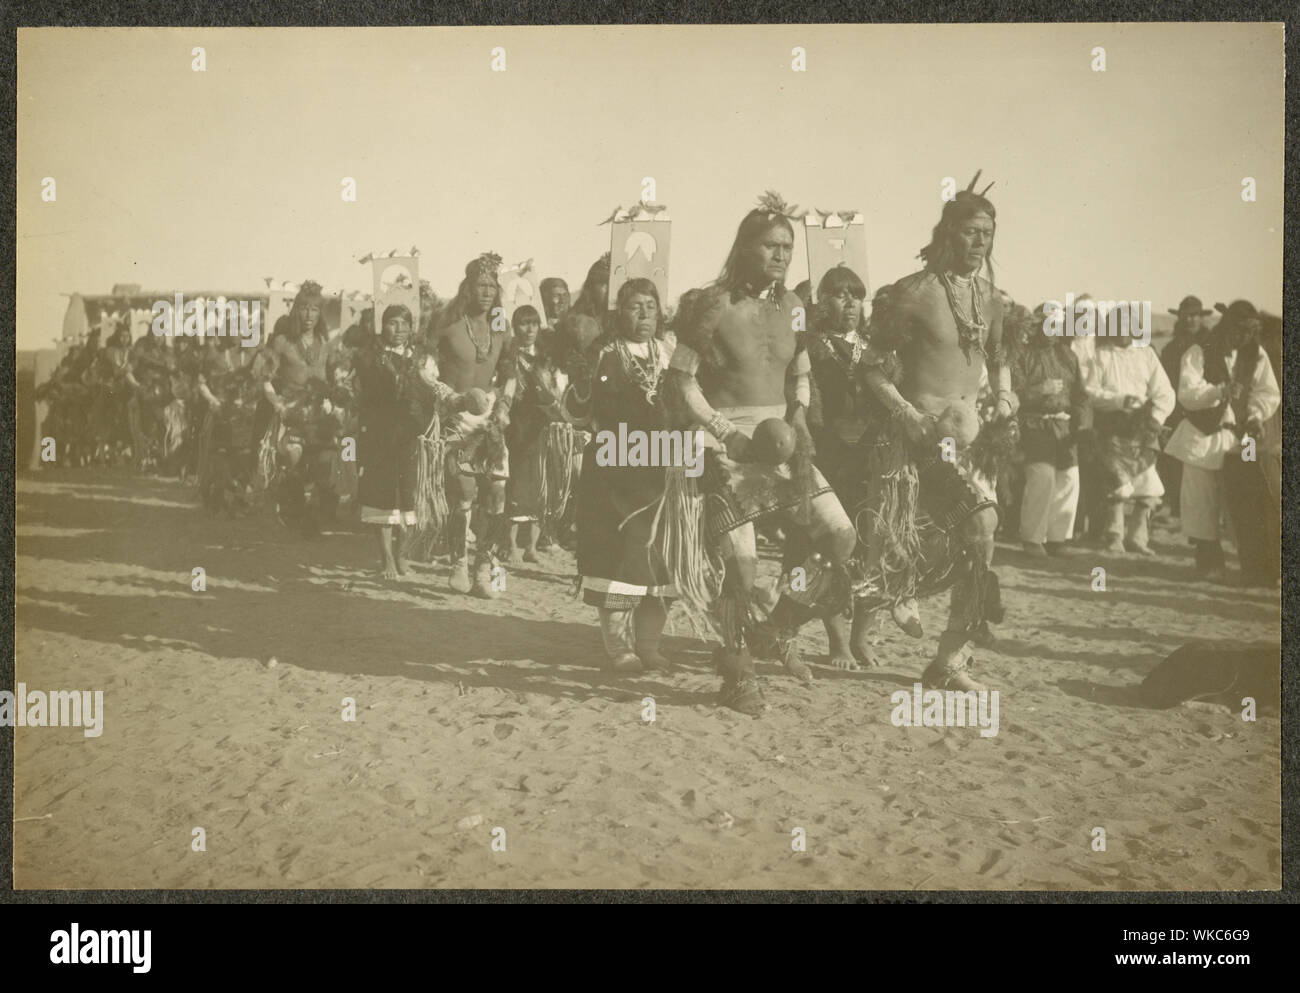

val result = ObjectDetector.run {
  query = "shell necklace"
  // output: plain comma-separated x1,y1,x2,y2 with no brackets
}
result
941,271,987,359
464,315,493,363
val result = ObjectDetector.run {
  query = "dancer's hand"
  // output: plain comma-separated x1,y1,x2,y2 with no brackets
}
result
724,431,751,461
901,406,936,446
453,409,490,435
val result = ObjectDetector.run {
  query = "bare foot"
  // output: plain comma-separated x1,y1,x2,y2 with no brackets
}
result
522,548,539,563
382,558,399,580
850,610,883,667
824,614,862,671
507,547,524,565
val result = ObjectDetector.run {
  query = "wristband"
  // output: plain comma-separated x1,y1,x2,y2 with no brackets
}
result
794,378,811,408
706,412,737,441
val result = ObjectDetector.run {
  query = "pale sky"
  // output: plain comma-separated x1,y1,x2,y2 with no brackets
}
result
16,23,1284,351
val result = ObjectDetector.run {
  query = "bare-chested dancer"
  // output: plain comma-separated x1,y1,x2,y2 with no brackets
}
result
858,173,1017,692
427,253,517,599
661,195,858,715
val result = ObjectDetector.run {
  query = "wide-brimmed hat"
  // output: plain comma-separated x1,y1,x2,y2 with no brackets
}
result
1214,300,1259,325
1168,295,1212,318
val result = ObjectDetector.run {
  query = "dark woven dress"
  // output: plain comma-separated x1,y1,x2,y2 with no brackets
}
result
355,346,434,525
576,338,674,609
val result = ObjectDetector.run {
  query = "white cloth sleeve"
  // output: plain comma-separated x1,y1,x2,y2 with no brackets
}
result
1146,352,1175,424
1084,354,1125,411
1177,346,1227,411
1247,351,1281,424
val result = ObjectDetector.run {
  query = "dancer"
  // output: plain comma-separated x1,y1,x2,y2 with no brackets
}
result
660,193,858,714
805,265,881,669
576,279,675,672
503,305,572,562
354,304,442,578
427,253,516,598
856,172,1017,692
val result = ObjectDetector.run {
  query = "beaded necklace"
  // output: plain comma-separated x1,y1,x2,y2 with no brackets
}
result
615,337,662,406
940,271,988,359
464,315,493,363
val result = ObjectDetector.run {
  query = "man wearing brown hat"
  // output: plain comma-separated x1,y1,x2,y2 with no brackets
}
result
1157,295,1214,514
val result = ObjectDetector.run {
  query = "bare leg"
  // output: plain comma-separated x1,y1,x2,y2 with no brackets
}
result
394,523,408,576
522,521,539,562
378,525,399,579
824,611,860,670
506,523,524,564
849,604,882,667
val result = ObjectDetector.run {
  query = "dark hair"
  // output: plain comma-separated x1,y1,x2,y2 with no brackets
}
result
572,257,610,317
816,266,866,303
918,193,997,286
286,282,328,341
716,209,795,299
812,266,868,335
1206,300,1260,356
614,278,664,337
443,258,502,324
671,288,704,332
539,277,568,297
512,304,542,329
381,303,413,328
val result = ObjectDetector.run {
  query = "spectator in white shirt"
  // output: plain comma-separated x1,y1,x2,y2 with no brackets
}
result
1084,318,1175,555
1165,300,1280,585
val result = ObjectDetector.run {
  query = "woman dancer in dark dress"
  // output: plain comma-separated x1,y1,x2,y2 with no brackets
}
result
575,279,675,673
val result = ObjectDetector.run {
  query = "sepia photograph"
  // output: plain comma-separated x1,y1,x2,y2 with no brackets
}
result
11,21,1284,892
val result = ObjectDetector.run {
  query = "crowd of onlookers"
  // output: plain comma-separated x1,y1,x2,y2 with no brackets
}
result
1000,294,1281,588
36,279,1282,590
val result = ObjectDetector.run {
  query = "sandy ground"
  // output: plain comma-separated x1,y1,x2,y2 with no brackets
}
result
13,469,1281,890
